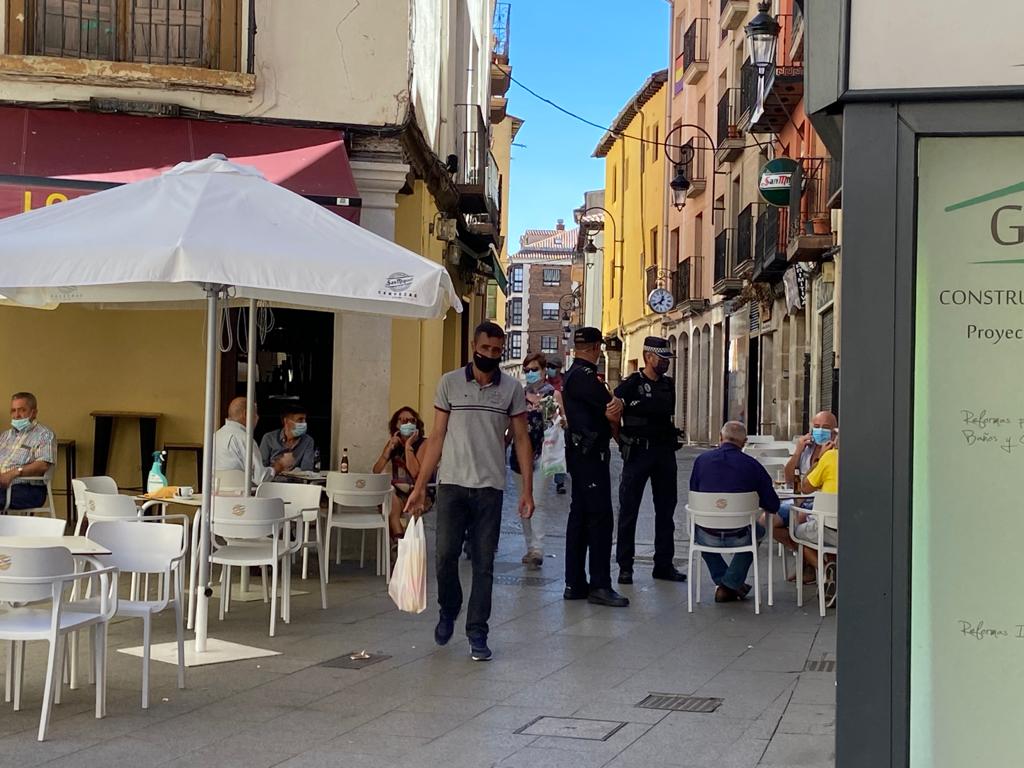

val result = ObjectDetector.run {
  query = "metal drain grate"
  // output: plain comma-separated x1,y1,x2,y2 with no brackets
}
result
637,693,723,713
320,652,392,670
805,655,836,673
493,574,556,587
515,716,628,741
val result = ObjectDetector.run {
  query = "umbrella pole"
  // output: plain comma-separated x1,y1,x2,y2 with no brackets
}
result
244,299,256,497
240,300,257,597
195,286,220,654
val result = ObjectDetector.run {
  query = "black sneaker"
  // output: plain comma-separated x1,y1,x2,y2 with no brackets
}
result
652,566,687,582
469,635,492,661
434,614,455,646
617,569,633,585
555,482,566,495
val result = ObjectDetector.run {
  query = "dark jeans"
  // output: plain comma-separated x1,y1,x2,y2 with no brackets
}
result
6,483,46,510
435,484,503,638
616,447,677,571
565,447,613,590
697,524,766,592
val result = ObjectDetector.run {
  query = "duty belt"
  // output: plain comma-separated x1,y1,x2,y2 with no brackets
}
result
621,436,673,450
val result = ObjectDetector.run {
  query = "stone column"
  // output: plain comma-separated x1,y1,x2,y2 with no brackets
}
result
333,160,409,471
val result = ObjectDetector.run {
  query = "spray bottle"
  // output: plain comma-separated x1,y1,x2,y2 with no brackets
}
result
147,450,168,494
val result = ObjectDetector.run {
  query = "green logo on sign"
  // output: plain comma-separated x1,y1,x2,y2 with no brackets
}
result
758,158,799,207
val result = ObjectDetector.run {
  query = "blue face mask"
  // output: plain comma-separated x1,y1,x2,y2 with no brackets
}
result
10,418,31,432
399,422,417,437
524,370,542,385
811,427,832,445
546,367,558,378
290,421,308,437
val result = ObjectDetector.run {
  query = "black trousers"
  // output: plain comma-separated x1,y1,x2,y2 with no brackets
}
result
616,446,678,571
565,447,613,590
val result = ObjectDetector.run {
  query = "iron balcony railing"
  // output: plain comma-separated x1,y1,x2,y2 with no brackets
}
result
455,103,500,218
682,17,709,72
754,205,789,282
674,260,691,304
492,2,511,62
788,157,832,239
645,265,659,297
682,137,707,185
26,0,246,70
739,60,758,119
717,87,743,145
714,229,734,284
736,203,754,267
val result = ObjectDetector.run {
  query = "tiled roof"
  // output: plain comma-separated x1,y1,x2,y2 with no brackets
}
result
511,226,579,263
593,69,668,158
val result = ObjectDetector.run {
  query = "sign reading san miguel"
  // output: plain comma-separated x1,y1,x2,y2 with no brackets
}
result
758,157,799,207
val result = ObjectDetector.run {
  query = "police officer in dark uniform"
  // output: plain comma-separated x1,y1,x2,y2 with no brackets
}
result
561,327,629,607
614,336,687,585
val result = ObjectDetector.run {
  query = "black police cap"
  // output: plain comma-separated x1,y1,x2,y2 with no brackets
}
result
573,327,603,345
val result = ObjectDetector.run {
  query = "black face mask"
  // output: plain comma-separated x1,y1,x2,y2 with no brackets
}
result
653,359,670,376
473,353,501,374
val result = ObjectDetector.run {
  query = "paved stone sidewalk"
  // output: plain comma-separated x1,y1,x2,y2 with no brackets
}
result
0,448,835,768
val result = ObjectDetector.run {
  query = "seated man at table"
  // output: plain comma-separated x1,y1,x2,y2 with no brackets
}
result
260,404,317,473
0,392,56,509
214,397,292,486
795,433,839,601
689,421,779,603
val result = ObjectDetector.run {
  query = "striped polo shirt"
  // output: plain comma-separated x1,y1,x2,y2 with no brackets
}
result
435,364,527,490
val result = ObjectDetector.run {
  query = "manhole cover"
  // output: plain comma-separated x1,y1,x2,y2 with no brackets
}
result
493,574,556,587
805,655,836,673
320,652,392,669
515,716,627,741
637,693,722,713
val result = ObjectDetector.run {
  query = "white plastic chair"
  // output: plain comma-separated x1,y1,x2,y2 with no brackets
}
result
325,472,393,583
85,516,188,708
2,465,57,517
256,482,327,609
746,446,792,460
0,545,118,741
791,492,839,616
0,516,66,536
70,476,119,536
685,491,762,614
210,496,301,637
744,434,775,445
215,469,248,495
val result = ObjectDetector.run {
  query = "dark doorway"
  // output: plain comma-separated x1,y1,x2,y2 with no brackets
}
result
746,335,760,434
220,308,334,461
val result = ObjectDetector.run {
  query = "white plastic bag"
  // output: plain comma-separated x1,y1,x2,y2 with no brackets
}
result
388,515,427,613
540,419,567,477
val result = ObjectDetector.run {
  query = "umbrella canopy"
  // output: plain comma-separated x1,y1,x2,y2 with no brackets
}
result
0,155,461,317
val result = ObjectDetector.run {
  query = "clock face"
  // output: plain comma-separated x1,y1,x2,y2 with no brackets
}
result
648,288,675,314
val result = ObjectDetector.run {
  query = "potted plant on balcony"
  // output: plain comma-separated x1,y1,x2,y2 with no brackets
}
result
811,213,831,235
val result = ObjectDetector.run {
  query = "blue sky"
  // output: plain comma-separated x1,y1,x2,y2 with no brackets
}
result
505,0,669,248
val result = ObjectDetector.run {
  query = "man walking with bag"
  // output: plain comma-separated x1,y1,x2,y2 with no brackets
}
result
405,322,535,661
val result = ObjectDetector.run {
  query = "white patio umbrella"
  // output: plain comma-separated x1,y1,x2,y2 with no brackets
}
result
0,155,461,655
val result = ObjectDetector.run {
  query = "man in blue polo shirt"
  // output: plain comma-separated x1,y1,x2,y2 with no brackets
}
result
689,421,779,602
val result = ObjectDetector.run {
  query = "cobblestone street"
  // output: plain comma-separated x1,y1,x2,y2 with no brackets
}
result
0,447,835,767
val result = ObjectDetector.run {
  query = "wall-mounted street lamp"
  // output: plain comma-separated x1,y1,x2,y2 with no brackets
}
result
669,165,691,211
663,124,726,220
744,1,781,78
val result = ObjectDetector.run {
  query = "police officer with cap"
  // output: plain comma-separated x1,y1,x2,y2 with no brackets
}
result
560,327,630,607
614,336,687,585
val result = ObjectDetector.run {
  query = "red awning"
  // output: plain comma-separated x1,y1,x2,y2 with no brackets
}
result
0,106,360,222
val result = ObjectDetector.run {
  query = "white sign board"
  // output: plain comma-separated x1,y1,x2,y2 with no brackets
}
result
850,0,1024,91
912,136,1024,767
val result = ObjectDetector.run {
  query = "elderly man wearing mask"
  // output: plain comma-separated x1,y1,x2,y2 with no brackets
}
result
0,392,56,510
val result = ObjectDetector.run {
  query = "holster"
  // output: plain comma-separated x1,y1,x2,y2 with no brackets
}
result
570,429,599,456
618,433,635,463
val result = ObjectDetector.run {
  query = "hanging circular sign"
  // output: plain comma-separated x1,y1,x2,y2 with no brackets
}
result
758,157,799,207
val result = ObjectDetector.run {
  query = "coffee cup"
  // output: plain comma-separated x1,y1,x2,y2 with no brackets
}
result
177,486,194,499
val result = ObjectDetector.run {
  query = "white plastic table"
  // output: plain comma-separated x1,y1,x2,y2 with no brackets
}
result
0,535,111,556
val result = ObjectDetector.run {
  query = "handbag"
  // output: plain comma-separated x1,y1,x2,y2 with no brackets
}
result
388,515,427,613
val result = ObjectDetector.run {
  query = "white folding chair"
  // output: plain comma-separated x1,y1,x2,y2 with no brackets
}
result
0,516,66,536
256,482,328,609
324,472,393,583
792,492,839,616
210,497,302,636
70,476,119,536
86,516,188,708
0,545,117,740
2,465,57,518
685,491,762,614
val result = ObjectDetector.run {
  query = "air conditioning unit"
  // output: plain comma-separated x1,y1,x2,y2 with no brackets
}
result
435,217,458,242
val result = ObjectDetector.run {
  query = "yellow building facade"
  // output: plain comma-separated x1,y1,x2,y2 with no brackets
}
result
595,71,668,382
